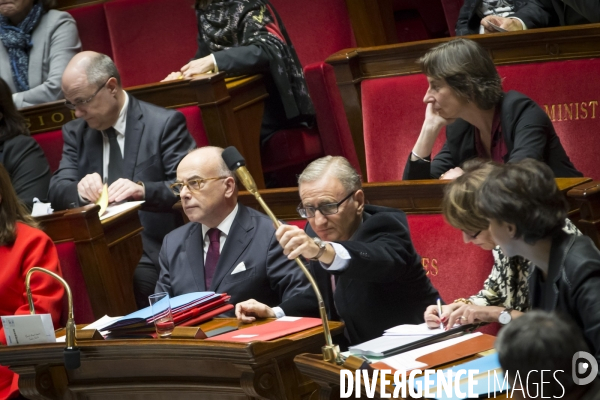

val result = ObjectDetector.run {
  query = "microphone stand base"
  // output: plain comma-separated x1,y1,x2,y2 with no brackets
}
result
322,344,343,365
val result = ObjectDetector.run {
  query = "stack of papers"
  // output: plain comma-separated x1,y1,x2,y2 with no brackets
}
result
349,323,476,358
384,323,444,336
101,292,232,337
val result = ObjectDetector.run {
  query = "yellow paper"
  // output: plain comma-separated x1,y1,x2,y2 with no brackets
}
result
96,184,108,217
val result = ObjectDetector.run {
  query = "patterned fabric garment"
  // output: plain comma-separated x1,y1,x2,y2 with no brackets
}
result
0,2,44,91
197,0,314,120
468,219,581,310
478,0,515,18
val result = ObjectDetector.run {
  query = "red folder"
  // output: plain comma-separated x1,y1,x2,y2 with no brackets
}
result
205,317,323,342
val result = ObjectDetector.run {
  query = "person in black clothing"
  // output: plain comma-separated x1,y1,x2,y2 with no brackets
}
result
237,156,440,345
480,0,600,31
163,0,315,143
403,38,581,181
478,158,600,367
0,77,51,210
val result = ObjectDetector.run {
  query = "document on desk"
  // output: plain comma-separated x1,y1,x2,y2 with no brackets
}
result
384,323,444,336
349,323,476,357
100,200,145,220
374,333,488,372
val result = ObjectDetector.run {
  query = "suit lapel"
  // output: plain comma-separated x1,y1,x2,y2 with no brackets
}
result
185,224,206,291
122,95,144,180
210,205,254,291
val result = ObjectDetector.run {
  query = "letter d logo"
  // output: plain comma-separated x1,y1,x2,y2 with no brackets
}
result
572,351,598,385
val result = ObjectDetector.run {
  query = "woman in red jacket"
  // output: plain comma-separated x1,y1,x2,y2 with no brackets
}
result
0,163,63,399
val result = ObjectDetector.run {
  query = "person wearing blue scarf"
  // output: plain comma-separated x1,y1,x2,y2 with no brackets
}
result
0,0,80,108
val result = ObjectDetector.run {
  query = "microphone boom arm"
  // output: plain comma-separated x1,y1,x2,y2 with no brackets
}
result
233,164,342,364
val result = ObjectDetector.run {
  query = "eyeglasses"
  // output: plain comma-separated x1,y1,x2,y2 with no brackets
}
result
463,230,482,240
64,77,112,110
170,176,228,195
297,191,356,218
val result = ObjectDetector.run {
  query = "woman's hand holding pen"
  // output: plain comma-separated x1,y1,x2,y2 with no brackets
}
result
424,302,462,329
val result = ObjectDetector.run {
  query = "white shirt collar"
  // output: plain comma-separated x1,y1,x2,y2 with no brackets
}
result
201,203,239,239
112,91,129,136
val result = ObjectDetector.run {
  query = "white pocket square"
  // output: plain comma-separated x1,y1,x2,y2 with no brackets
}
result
231,262,247,274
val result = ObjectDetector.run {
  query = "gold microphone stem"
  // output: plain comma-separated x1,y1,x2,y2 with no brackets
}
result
252,193,341,364
26,267,77,349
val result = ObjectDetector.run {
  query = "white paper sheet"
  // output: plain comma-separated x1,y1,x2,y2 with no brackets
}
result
100,201,145,221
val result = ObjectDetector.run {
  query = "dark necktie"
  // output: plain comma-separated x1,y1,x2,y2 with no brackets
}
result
204,228,221,289
106,127,123,185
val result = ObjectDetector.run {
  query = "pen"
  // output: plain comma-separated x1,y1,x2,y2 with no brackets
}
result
437,298,444,330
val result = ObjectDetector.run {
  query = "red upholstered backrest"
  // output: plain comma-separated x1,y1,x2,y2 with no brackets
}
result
104,0,198,88
67,3,113,57
498,59,600,179
304,62,361,174
362,74,446,182
406,214,493,303
32,129,64,172
55,242,95,325
288,220,307,229
439,0,463,36
269,0,355,66
177,105,208,147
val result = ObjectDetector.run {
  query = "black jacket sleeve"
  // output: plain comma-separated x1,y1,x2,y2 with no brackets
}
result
333,211,421,284
212,45,270,76
513,0,559,27
2,135,52,209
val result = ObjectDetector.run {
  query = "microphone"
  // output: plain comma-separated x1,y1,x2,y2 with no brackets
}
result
222,147,342,364
26,267,80,369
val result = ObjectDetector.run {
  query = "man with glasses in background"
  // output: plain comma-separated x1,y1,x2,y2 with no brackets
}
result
237,156,440,345
155,146,318,318
48,51,195,308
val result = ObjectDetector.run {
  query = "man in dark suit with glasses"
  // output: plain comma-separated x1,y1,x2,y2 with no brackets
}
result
237,156,440,345
48,51,195,309
155,146,317,318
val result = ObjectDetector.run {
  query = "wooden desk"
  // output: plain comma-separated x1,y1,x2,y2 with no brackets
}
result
22,73,268,188
0,319,344,400
36,204,144,319
237,177,592,221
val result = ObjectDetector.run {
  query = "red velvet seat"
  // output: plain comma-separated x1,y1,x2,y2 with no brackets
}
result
407,214,499,335
67,2,113,57
55,242,95,325
361,74,446,181
177,105,209,147
103,0,198,88
32,129,64,172
499,59,600,179
439,0,463,36
265,0,361,178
